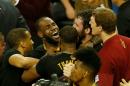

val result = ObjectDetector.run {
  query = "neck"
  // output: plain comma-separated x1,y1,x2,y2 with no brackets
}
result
80,34,93,47
116,0,126,7
100,31,117,43
17,47,24,55
82,34,92,44
44,41,59,55
60,43,76,54
78,78,95,86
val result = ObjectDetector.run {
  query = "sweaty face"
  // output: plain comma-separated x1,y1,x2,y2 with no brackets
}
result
39,17,60,43
89,16,101,35
70,60,87,82
22,31,34,52
73,16,84,35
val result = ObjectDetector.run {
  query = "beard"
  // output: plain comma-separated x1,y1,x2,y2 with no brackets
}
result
43,36,59,46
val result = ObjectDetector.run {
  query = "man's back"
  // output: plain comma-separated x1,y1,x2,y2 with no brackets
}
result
36,53,74,79
1,49,26,86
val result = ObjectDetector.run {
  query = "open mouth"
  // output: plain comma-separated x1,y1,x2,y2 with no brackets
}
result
52,32,60,39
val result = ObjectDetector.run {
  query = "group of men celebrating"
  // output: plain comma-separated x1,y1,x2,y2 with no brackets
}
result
0,0,130,86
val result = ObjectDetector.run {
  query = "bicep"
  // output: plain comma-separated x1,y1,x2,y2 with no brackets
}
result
9,54,39,69
9,54,26,68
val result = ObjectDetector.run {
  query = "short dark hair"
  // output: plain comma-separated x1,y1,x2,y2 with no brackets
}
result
76,9,93,29
6,28,29,48
60,25,78,43
73,47,101,79
35,17,46,32
93,7,117,34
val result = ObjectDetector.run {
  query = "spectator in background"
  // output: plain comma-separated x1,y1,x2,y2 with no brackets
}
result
0,0,28,38
75,0,110,14
108,0,119,14
63,47,101,86
0,32,6,62
51,0,75,28
0,32,6,73
89,7,130,86
59,0,75,20
17,0,51,48
111,0,130,37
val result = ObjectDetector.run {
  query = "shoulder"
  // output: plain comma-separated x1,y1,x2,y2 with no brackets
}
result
4,49,20,57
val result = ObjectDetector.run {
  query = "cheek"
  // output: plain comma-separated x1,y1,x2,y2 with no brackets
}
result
29,41,33,47
0,43,5,50
70,69,83,82
25,41,33,48
92,28,97,34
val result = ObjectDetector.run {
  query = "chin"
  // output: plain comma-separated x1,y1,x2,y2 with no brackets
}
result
55,39,59,42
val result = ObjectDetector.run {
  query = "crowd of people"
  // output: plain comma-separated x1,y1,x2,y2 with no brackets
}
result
0,0,130,86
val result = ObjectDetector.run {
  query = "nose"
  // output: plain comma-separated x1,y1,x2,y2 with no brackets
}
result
31,40,34,45
52,26,59,32
89,20,91,25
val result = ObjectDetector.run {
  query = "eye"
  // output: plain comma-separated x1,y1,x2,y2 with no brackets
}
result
46,25,51,29
52,22,56,26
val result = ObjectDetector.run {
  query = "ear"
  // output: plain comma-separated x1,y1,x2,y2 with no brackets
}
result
20,41,26,48
83,71,88,78
37,31,43,38
98,26,103,32
84,28,91,34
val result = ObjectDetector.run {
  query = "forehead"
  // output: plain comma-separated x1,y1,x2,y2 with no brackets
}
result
39,18,54,28
42,18,54,24
24,31,31,38
75,60,83,66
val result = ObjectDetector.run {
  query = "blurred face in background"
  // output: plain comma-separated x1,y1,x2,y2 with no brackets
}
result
0,35,6,57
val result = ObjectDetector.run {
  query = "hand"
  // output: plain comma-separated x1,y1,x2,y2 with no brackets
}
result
120,79,130,86
63,63,75,78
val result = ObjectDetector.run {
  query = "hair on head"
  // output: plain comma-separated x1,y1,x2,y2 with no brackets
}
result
73,47,101,78
60,25,79,43
6,28,28,48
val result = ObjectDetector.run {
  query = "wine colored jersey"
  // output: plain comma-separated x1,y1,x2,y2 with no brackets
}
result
98,35,130,86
